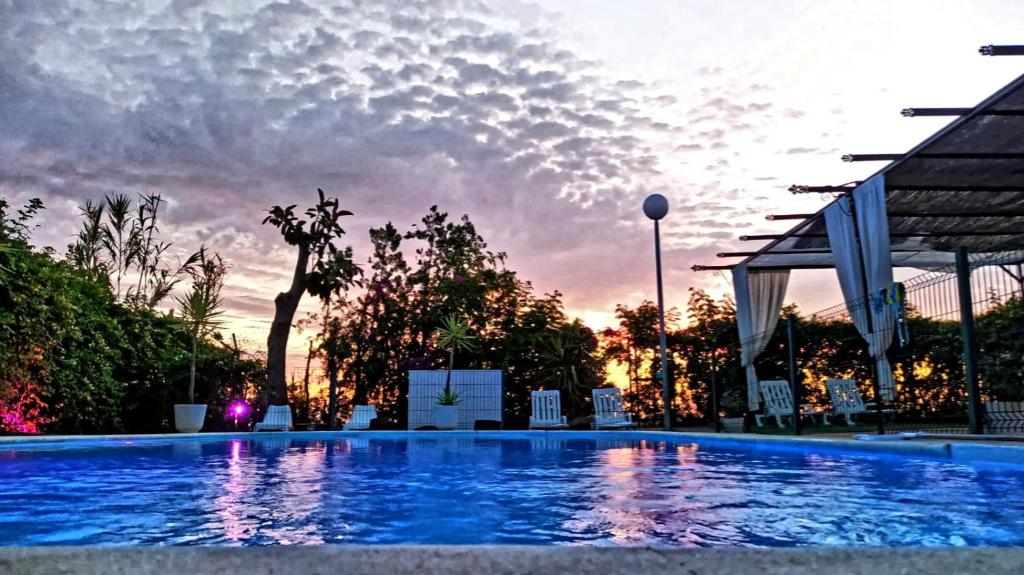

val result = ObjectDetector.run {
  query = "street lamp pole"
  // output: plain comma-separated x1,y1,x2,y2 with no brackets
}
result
643,194,672,431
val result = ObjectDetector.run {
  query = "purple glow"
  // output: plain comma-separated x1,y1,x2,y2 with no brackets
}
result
229,402,248,418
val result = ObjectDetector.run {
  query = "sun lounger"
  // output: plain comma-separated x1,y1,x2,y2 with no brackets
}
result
592,387,635,429
529,390,569,429
254,404,292,432
343,405,378,430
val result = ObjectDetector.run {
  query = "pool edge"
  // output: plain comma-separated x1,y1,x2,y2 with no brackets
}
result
2,545,1023,575
2,429,1022,465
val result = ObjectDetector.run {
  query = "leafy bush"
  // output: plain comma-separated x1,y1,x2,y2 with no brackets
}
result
1,196,267,434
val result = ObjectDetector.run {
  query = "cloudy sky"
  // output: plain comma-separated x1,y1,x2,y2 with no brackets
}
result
3,0,1024,363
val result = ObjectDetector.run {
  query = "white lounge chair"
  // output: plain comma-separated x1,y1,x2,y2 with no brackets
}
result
826,379,866,426
254,404,292,432
755,380,823,428
529,390,568,429
592,387,635,429
343,405,377,430
826,378,894,426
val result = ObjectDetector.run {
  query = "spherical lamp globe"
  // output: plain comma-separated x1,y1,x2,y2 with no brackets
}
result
643,194,669,220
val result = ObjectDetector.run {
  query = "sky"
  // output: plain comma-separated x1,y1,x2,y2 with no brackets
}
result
3,0,1024,370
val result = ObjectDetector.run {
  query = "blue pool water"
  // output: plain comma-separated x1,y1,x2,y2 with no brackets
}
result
1,434,1023,547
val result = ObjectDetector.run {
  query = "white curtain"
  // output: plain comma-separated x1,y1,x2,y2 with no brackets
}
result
853,176,895,400
733,263,790,409
825,174,895,401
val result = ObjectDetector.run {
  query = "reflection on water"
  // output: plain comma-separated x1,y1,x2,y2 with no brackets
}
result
0,437,1023,547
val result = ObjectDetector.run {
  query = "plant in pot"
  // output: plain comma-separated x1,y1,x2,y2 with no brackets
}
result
174,247,227,433
718,388,747,433
432,314,476,430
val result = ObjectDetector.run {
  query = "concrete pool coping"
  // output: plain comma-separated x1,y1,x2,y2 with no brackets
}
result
2,545,1024,575
2,429,1023,465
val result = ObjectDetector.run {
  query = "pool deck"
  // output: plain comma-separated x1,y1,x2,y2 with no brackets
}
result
2,545,1024,575
3,429,1023,464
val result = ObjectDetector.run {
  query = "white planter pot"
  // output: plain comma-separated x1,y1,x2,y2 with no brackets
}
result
434,405,459,430
174,404,208,433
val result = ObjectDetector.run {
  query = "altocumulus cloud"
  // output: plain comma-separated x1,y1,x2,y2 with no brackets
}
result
0,0,735,336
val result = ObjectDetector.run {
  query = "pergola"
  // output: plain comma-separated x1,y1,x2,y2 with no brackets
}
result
692,45,1024,434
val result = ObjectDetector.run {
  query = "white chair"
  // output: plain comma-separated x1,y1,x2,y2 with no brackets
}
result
755,380,822,428
529,390,568,429
254,404,292,432
826,378,894,426
343,405,377,430
592,387,635,429
826,379,867,426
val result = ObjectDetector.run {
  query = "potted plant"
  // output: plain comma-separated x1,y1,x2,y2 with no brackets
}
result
174,247,226,433
432,315,476,430
435,388,461,430
718,388,747,433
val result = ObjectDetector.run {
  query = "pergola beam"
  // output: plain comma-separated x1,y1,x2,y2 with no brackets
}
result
741,230,1024,240
790,184,1024,193
980,45,1024,56
767,211,1024,221
843,153,1024,162
691,265,733,271
788,184,858,194
716,248,942,258
901,107,1024,117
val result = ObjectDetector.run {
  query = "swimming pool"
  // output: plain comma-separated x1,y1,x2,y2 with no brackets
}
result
1,433,1022,547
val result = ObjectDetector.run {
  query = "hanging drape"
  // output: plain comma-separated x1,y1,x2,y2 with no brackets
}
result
853,176,896,400
732,263,790,410
824,174,896,401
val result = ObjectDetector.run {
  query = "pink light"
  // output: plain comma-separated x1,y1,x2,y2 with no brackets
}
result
230,402,248,417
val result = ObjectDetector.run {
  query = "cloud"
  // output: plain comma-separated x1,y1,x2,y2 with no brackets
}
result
0,0,693,343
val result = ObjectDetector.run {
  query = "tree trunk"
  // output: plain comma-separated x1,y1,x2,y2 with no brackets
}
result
353,363,366,406
445,343,455,393
303,340,313,419
327,354,339,430
188,336,197,404
267,243,310,404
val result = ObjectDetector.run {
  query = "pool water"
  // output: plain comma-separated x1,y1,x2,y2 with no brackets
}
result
0,435,1022,547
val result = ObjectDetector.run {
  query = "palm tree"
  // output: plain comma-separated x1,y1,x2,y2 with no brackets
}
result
176,247,227,404
433,315,476,403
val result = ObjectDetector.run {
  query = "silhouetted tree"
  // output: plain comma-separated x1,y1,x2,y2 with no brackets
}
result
262,189,360,404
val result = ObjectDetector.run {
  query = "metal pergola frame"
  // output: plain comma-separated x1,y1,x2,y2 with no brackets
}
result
692,44,1024,435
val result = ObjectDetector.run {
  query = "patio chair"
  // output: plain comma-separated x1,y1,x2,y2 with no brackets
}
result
343,405,378,431
755,380,823,428
254,404,293,432
529,390,568,429
825,378,895,426
826,379,867,426
592,387,635,429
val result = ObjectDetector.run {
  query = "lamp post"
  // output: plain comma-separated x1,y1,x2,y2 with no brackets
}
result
643,193,672,431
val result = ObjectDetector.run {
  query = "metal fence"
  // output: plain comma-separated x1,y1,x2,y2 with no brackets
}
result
732,249,1024,436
